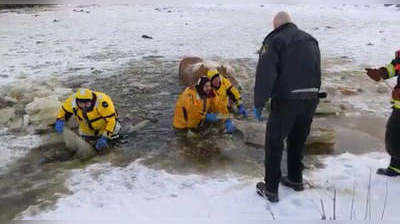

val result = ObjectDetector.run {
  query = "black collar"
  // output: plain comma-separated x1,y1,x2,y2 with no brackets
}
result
264,23,297,41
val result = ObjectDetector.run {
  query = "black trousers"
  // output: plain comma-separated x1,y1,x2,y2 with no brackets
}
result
386,109,400,168
264,98,319,193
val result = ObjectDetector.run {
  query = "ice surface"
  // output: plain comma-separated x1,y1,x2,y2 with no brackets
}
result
1,1,399,85
0,130,41,175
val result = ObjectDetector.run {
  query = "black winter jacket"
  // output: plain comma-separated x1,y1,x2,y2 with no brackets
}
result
254,23,321,109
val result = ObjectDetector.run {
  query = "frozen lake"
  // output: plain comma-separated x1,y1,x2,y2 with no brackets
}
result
1,1,399,85
1,0,400,222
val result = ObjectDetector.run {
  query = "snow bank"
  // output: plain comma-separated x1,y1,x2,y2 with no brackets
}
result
25,95,61,129
20,152,400,221
0,78,72,174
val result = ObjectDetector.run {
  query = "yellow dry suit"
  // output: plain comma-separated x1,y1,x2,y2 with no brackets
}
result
173,87,228,129
57,89,120,139
207,70,242,112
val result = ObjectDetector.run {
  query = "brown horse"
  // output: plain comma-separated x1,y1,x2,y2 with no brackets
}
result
178,57,240,88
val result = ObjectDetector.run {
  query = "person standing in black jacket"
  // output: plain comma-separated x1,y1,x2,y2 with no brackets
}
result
253,11,321,202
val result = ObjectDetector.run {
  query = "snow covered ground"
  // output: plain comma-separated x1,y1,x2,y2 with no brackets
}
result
1,0,400,222
20,153,400,222
1,1,399,85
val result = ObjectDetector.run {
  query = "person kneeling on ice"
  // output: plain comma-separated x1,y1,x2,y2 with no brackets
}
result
55,88,121,152
206,69,248,117
365,50,400,177
173,76,235,134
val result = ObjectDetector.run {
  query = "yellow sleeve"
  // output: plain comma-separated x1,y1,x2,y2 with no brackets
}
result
96,93,117,137
182,91,202,128
383,58,400,79
385,63,397,79
223,77,242,106
209,97,217,113
57,95,74,120
173,93,184,128
210,95,229,117
228,85,242,106
173,89,198,129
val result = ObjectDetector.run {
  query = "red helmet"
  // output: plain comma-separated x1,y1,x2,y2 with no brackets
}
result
396,50,400,59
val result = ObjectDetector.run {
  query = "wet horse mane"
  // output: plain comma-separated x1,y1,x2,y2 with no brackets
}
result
178,57,238,88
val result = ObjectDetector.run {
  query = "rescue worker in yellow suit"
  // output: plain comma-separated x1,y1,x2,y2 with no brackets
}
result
55,88,120,152
207,70,248,117
173,76,235,133
366,50,400,177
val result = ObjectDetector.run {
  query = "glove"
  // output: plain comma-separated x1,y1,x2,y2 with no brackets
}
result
55,120,64,133
365,68,382,82
205,113,219,122
393,85,400,100
225,119,235,134
238,104,248,117
95,137,108,151
253,107,263,122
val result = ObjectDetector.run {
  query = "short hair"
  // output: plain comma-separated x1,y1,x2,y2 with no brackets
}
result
273,11,292,29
